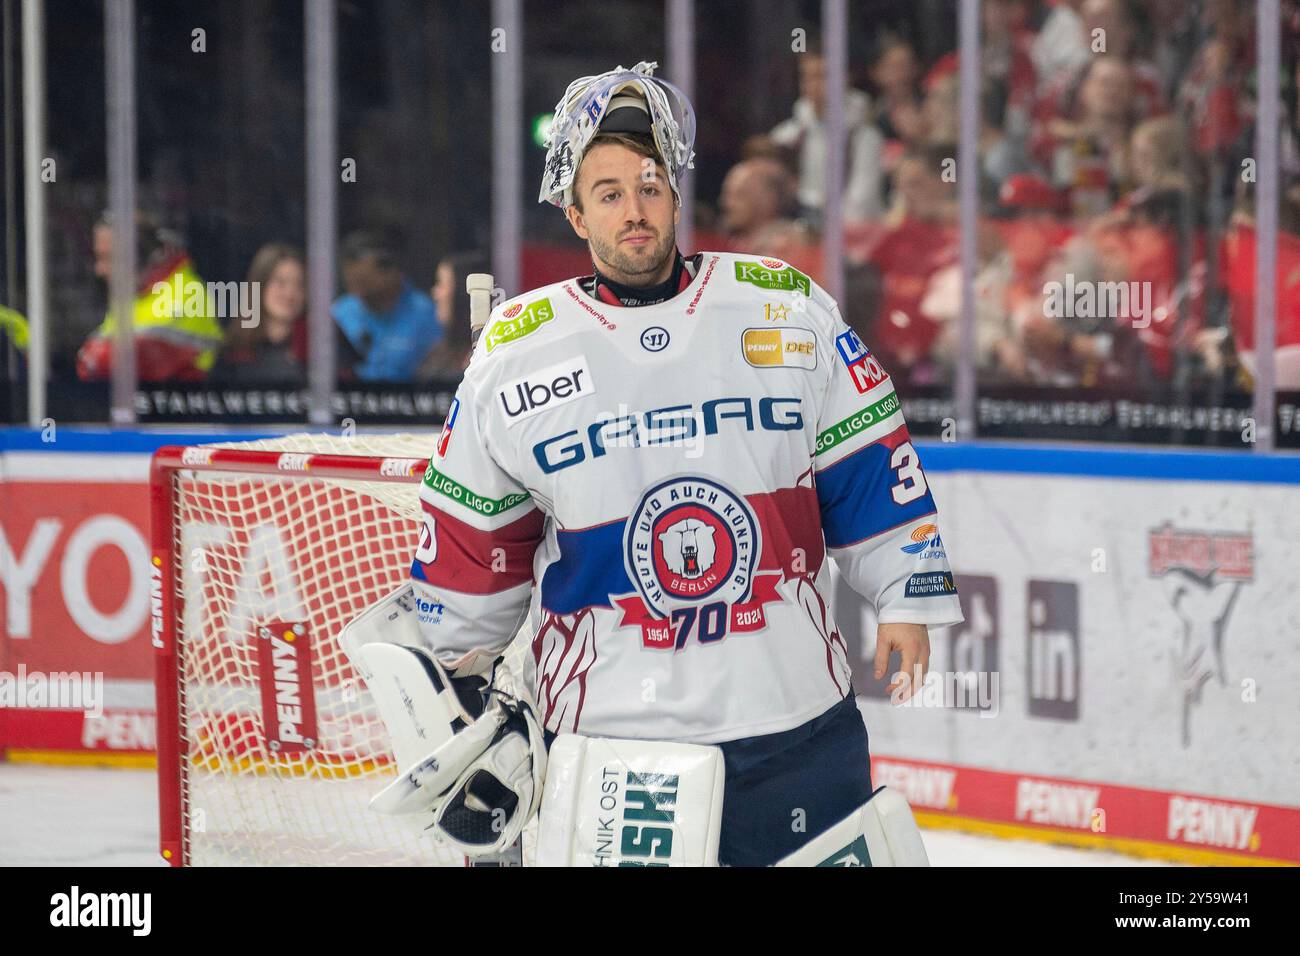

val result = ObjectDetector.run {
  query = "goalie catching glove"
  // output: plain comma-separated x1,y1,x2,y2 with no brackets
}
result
354,641,546,857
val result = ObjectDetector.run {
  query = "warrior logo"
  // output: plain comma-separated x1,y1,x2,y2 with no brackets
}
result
625,476,760,617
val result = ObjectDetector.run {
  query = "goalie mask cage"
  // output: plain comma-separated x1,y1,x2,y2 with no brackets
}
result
152,433,530,866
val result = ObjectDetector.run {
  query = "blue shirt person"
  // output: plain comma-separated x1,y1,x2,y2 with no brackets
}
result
333,230,444,382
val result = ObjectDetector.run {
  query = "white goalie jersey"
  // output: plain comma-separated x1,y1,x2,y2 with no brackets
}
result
409,252,963,744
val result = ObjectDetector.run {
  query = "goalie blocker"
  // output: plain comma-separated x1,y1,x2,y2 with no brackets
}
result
341,585,929,866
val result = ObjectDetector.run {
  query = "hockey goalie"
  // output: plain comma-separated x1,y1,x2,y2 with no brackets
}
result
341,62,964,866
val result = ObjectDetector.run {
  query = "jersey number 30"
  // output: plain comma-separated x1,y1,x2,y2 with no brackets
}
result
889,441,928,504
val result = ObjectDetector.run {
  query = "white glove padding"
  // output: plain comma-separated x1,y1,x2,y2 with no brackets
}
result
359,644,546,857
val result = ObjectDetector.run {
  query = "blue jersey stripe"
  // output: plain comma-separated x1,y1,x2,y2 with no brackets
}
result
817,440,938,548
540,520,632,613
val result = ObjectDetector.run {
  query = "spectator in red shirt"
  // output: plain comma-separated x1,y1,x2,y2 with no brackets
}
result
862,144,960,384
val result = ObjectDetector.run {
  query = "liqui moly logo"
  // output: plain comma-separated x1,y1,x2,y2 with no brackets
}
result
834,328,890,394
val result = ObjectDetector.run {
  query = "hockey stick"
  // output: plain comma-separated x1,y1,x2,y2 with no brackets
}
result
460,271,527,867
467,272,494,347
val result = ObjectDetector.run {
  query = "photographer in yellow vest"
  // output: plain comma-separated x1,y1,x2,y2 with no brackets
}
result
76,211,224,382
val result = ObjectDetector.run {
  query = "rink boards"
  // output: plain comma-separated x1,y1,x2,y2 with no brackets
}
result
1,428,1297,864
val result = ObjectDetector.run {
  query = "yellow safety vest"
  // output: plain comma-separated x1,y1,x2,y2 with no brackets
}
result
0,305,28,350
93,261,225,371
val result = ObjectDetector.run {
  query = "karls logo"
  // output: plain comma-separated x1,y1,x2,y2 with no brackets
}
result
532,396,803,474
256,622,317,753
497,355,595,427
734,260,812,297
1148,523,1253,746
640,326,670,352
437,397,460,457
380,457,423,478
49,886,151,936
742,327,817,370
835,328,890,394
485,298,554,352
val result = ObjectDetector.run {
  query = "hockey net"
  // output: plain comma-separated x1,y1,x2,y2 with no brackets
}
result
152,432,532,866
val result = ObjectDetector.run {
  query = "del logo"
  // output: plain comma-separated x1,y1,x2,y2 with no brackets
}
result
835,328,890,394
485,298,554,352
735,260,812,297
436,397,460,457
618,477,781,651
900,523,946,559
497,355,595,426
742,327,817,370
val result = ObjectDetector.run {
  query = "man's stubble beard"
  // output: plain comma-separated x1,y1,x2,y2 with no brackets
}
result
589,222,677,287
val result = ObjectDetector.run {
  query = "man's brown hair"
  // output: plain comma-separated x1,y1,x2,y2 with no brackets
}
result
571,131,669,212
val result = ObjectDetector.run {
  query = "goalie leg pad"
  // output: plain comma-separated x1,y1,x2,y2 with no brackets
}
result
536,734,725,866
773,786,930,866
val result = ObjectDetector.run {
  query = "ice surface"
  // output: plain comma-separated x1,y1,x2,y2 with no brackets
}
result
0,764,1178,867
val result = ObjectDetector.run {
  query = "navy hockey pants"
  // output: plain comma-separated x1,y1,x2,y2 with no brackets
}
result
715,691,874,866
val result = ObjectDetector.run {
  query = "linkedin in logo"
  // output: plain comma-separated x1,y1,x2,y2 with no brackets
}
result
641,326,670,352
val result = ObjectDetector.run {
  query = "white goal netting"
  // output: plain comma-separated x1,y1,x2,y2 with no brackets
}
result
165,432,533,865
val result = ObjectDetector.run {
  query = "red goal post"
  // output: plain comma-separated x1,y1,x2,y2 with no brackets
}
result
150,433,493,866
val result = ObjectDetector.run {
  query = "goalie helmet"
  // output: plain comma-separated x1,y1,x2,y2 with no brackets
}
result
539,60,696,209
